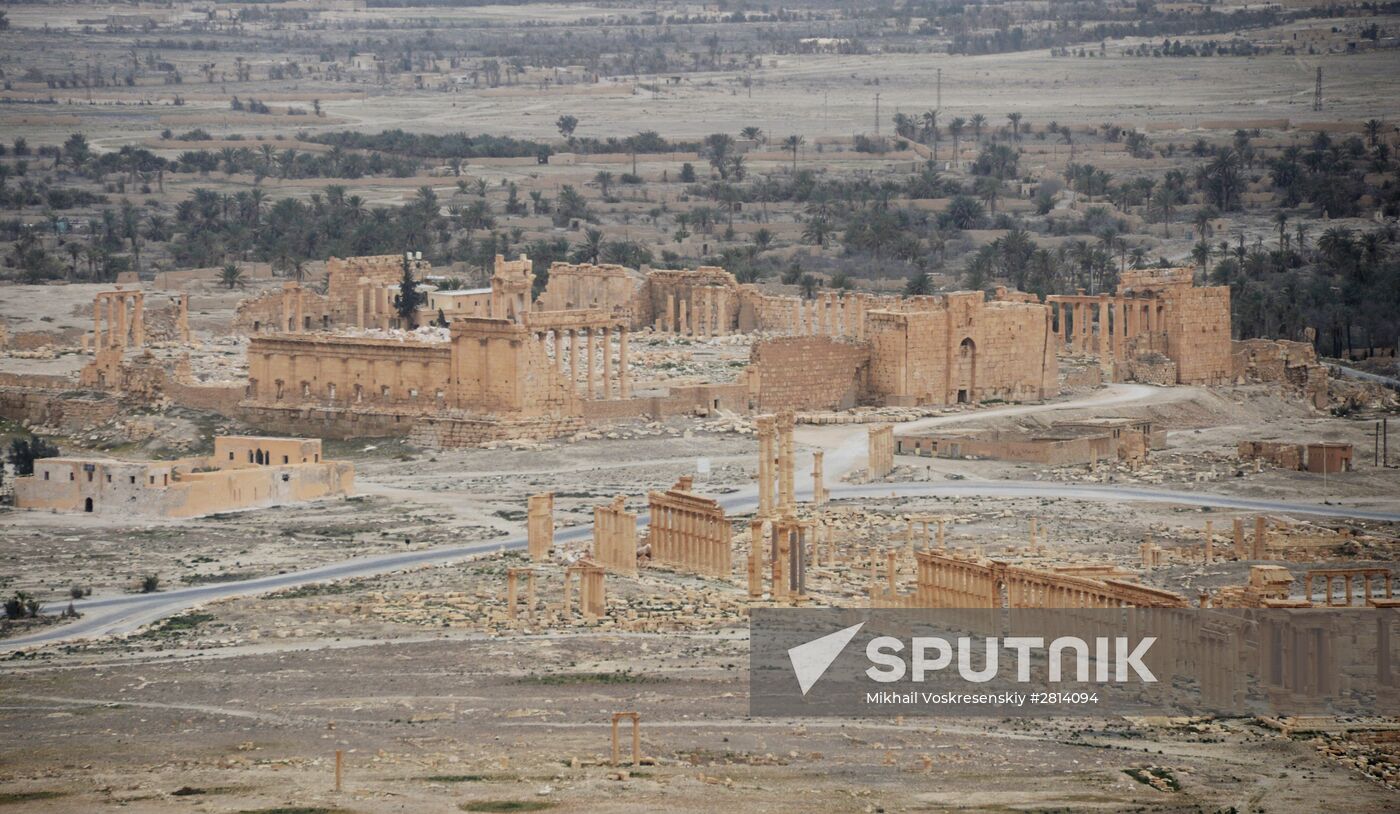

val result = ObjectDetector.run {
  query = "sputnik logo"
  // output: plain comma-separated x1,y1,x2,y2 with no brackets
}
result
787,622,864,695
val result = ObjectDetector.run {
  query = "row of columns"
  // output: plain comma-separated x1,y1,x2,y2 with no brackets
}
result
355,278,394,331
281,283,307,333
564,562,606,621
92,289,145,351
1047,293,1166,364
592,495,638,575
755,411,797,519
542,325,631,400
762,292,874,339
647,484,731,578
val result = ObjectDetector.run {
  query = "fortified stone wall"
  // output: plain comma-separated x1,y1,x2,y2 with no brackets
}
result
864,291,1055,406
1161,284,1233,385
748,335,870,412
0,385,121,433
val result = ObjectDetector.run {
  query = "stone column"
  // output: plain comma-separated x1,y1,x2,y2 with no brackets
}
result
553,330,563,373
586,328,597,399
679,299,690,336
295,289,305,333
756,415,776,518
777,411,795,512
1113,297,1125,360
356,282,366,328
1097,296,1109,364
569,329,581,394
131,294,144,347
665,293,675,333
602,326,614,399
812,450,826,506
619,327,631,399
92,294,104,352
115,293,128,349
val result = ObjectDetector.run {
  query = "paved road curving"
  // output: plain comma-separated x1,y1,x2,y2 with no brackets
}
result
6,479,1398,652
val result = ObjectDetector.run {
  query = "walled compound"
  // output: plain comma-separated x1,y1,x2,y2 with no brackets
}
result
12,436,352,518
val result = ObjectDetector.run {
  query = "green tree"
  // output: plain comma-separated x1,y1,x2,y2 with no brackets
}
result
394,256,424,329
219,263,246,289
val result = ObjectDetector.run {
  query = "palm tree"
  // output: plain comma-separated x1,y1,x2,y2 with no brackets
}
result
921,110,939,161
802,216,833,247
740,126,763,143
1274,212,1289,253
703,133,735,179
970,113,986,143
1193,206,1218,241
1364,118,1384,147
575,228,604,263
798,273,821,299
1191,240,1212,272
948,118,965,167
1007,111,1023,141
220,263,247,289
594,170,614,198
782,134,803,173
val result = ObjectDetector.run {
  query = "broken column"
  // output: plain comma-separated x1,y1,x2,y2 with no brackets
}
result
777,410,796,513
811,449,827,507
756,415,776,519
528,493,554,562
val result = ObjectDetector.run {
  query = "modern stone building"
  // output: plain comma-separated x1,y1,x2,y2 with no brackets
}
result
13,436,353,518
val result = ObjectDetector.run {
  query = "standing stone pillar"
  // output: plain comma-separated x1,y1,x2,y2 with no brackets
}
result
553,330,563,373
602,326,614,399
1097,296,1109,365
569,329,581,394
665,293,676,333
93,294,104,352
756,415,776,518
812,449,827,506
131,294,144,347
777,410,796,512
1113,297,1125,360
618,327,631,399
586,328,597,399
114,293,128,349
356,282,366,328
295,289,305,333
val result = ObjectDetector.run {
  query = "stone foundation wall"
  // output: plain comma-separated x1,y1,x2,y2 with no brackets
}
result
408,413,587,448
238,403,417,439
1120,352,1178,386
0,386,121,433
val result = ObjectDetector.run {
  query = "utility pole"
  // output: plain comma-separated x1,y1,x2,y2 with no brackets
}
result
874,92,880,136
1313,66,1322,112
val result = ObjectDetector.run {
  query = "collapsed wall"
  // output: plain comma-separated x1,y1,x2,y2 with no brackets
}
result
1233,338,1329,410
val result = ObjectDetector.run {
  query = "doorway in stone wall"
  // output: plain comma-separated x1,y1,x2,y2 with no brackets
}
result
84,498,93,512
956,337,977,402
